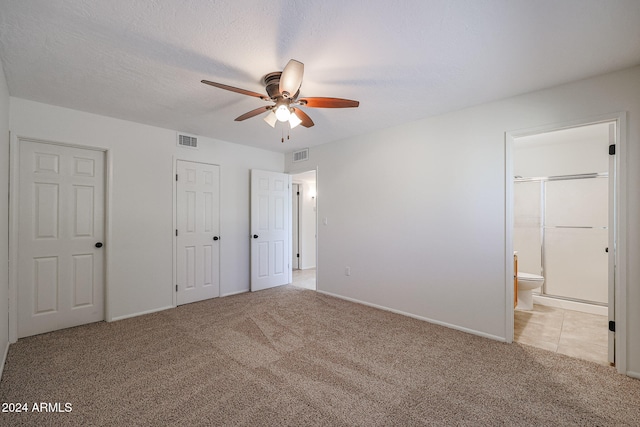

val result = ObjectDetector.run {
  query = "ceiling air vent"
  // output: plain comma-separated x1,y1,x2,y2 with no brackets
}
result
177,133,198,149
292,148,309,163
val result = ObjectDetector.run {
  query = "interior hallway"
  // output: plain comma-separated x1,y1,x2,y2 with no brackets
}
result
292,268,316,290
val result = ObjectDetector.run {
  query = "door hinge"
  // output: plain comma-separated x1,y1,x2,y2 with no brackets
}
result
176,173,178,181
176,229,178,236
176,284,178,292
296,253,299,258
609,144,616,155
609,320,615,332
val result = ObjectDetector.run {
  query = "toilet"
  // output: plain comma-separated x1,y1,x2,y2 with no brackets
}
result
516,272,545,310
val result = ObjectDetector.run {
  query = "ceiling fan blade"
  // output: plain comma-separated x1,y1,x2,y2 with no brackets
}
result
299,97,359,108
235,106,271,121
279,60,304,99
201,80,267,100
292,108,314,128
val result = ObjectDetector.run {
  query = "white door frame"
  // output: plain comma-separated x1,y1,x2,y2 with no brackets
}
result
9,135,112,343
287,167,319,288
504,112,627,374
172,158,221,307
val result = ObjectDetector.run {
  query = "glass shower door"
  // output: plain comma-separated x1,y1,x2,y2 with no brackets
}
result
543,177,609,304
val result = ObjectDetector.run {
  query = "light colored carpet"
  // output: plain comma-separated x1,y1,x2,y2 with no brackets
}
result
1,285,639,426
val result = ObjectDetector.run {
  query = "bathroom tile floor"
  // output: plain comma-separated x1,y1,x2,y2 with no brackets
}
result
514,304,609,365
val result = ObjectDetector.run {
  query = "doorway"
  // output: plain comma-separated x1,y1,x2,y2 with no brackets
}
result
291,170,317,290
506,116,626,373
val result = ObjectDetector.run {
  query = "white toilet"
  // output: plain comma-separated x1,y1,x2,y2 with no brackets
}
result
516,272,545,310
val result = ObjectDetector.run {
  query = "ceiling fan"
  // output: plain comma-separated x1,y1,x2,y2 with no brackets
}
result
201,59,359,130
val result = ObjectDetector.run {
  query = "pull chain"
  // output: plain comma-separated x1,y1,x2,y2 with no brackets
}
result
280,124,292,143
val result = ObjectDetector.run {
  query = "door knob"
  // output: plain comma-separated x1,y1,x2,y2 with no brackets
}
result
213,236,219,241
253,234,259,239
95,242,103,248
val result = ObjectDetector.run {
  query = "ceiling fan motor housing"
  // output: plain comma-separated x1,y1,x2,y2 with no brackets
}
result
263,72,282,100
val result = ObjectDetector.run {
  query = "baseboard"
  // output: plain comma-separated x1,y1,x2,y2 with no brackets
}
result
0,339,9,381
110,305,173,322
316,290,506,343
627,370,640,380
110,291,251,320
221,289,249,297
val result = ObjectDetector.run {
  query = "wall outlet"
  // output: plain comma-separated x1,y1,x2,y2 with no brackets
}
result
323,217,328,225
345,267,351,276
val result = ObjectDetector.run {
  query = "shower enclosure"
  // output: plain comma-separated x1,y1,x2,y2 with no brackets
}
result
514,173,608,305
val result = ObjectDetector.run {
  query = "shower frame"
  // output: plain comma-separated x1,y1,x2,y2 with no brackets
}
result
515,172,608,306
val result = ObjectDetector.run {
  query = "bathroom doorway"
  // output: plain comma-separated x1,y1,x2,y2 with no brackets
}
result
506,117,625,370
291,170,317,290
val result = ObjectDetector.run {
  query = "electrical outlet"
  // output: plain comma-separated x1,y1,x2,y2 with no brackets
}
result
345,267,351,276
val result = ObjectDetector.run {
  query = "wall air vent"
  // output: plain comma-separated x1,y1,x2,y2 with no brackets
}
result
177,133,198,149
292,148,309,162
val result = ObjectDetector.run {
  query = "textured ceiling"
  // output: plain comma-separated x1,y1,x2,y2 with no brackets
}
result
1,1,639,154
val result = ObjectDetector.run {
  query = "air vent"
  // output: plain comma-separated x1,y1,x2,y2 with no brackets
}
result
177,133,198,149
292,148,309,162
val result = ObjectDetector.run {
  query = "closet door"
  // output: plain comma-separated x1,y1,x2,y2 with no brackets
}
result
176,160,220,305
18,140,105,338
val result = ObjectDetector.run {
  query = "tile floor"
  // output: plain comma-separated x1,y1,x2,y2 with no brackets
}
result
292,268,316,290
514,304,609,365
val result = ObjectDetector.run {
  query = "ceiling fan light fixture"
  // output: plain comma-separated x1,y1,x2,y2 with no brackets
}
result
275,104,291,122
263,111,277,128
201,58,358,133
289,111,302,129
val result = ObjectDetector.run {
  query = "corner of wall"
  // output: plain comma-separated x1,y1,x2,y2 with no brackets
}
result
0,55,11,377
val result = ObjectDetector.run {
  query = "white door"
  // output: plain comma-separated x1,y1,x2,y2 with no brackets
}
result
176,160,220,305
18,140,105,338
251,170,291,291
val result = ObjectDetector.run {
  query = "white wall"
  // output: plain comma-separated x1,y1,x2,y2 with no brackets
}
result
286,66,640,375
514,122,610,177
9,98,283,321
0,56,11,371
